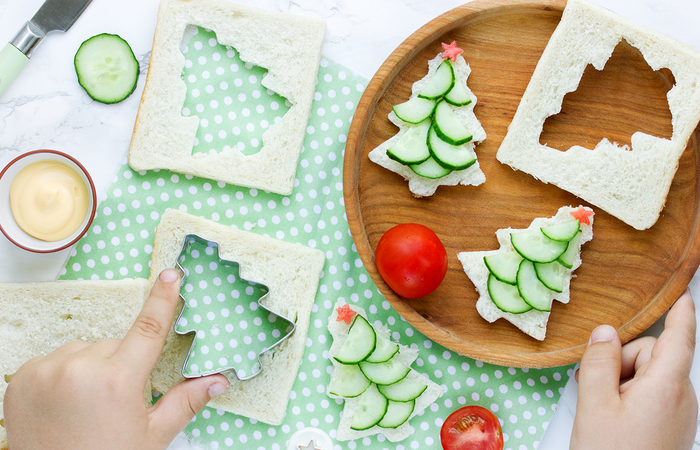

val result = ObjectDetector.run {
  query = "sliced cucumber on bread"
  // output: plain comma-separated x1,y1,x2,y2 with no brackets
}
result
386,120,431,165
333,315,376,365
418,60,455,100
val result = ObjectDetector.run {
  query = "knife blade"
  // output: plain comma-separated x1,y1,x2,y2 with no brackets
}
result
0,0,93,97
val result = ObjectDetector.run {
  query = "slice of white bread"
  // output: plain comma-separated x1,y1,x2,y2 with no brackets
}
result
0,278,152,450
369,53,486,197
327,301,443,442
147,209,325,426
457,206,594,341
128,0,326,195
496,0,700,230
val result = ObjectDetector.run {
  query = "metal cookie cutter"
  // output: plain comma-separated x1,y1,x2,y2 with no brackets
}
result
173,234,296,381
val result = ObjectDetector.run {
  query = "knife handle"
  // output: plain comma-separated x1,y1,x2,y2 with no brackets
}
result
0,43,29,97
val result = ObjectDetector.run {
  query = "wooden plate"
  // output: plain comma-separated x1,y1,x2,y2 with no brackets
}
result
343,0,700,367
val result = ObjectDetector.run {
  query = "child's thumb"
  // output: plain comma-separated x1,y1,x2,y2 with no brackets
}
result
148,374,230,445
576,325,622,411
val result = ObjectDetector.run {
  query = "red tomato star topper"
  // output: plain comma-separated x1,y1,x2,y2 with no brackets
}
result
441,41,463,62
336,303,357,325
570,207,595,225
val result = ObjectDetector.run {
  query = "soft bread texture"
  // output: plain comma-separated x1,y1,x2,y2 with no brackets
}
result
0,279,152,449
457,206,594,341
369,54,486,197
128,0,326,195
147,209,325,426
496,0,700,230
327,301,443,442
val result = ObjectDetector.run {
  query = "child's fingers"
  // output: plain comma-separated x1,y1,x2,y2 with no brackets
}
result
576,325,623,411
648,290,696,381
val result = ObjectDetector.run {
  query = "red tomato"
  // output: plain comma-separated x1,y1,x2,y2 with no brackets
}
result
374,223,448,299
440,406,503,450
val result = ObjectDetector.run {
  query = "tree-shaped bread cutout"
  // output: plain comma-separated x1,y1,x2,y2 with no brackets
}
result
174,234,295,380
180,26,291,157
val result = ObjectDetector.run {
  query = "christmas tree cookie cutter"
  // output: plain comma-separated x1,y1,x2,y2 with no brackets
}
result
173,234,296,381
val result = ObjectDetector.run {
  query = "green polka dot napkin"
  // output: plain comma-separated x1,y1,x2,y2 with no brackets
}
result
59,27,573,450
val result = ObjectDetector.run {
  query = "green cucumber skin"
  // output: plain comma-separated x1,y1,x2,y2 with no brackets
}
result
376,377,427,402
487,274,533,314
386,120,431,166
483,251,523,286
418,60,455,100
541,219,581,242
349,384,388,431
516,260,552,312
365,333,400,363
378,400,415,429
427,125,477,170
359,358,411,386
510,229,568,264
558,231,582,269
409,156,453,179
392,97,437,124
433,100,473,146
534,261,566,293
328,364,371,398
333,315,377,365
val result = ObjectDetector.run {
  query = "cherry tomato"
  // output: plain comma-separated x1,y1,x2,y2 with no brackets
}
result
440,405,503,450
374,223,448,299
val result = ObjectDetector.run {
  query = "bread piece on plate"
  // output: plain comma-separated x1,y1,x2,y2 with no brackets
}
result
0,279,151,449
369,52,486,197
497,0,700,230
147,209,325,425
458,206,594,341
327,301,443,442
128,0,326,195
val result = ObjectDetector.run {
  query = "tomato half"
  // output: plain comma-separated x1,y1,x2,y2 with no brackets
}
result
374,223,448,299
440,406,503,450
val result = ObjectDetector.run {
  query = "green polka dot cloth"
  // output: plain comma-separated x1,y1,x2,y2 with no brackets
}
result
59,26,573,450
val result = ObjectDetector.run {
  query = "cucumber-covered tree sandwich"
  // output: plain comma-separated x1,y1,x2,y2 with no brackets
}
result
327,302,444,442
457,206,594,340
369,41,487,197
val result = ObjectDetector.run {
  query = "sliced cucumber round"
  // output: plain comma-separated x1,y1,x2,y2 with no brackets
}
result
359,357,410,385
350,384,388,431
444,77,473,106
393,96,437,124
366,333,400,363
427,124,477,170
418,60,455,100
386,120,431,165
433,100,473,146
409,156,452,179
541,219,580,242
377,377,427,402
517,260,552,311
334,315,376,365
558,231,582,269
378,400,415,429
328,364,371,398
487,274,532,314
74,33,139,104
535,260,567,293
483,250,523,285
511,229,568,263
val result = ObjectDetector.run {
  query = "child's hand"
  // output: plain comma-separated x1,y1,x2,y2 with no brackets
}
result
571,289,698,450
3,269,230,450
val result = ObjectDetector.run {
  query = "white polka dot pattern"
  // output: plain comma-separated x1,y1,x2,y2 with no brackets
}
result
59,50,572,450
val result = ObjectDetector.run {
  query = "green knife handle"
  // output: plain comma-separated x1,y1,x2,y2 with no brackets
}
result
0,43,29,97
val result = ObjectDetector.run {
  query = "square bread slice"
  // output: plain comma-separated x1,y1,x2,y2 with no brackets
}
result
496,0,700,230
147,209,325,425
0,279,152,450
128,0,326,195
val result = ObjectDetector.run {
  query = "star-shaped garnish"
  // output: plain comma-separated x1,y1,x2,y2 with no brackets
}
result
570,207,595,225
441,41,463,62
335,303,357,325
298,439,321,450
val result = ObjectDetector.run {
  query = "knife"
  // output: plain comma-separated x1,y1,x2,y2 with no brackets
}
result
0,0,92,97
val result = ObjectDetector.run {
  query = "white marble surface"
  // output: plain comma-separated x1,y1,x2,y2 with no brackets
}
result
1,0,700,449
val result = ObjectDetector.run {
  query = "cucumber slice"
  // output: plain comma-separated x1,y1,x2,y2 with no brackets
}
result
558,231,582,269
328,364,371,398
378,400,415,429
541,220,580,242
487,274,532,314
483,250,523,285
334,315,376,365
409,156,452,179
511,229,568,263
350,384,388,431
74,33,139,104
377,377,427,402
427,124,477,170
359,357,410,385
386,120,431,165
366,333,400,363
517,260,552,311
433,100,472,146
444,77,473,106
393,97,437,124
418,60,455,100
534,260,567,293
